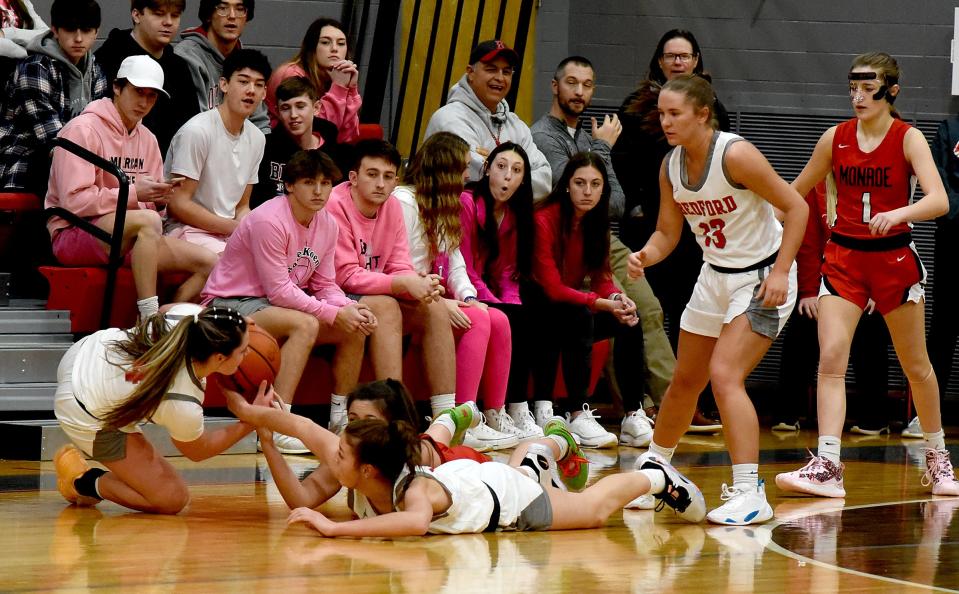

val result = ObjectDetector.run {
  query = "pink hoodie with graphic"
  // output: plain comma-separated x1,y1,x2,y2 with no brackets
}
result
325,181,415,295
45,97,162,238
201,195,352,324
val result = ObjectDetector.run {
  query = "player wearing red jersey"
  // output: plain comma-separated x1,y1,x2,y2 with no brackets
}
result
776,52,959,498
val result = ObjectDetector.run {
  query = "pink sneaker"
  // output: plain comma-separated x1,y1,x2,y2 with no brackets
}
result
775,454,846,498
923,448,959,496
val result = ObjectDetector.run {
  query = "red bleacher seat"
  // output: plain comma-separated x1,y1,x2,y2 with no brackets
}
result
0,192,41,212
356,123,384,141
39,266,189,333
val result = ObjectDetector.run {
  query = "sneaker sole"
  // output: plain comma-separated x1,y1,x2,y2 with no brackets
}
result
902,431,924,439
619,432,652,447
576,435,618,449
774,474,846,498
687,424,722,434
706,502,773,526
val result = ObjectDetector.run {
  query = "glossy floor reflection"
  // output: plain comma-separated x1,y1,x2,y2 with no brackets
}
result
0,430,954,593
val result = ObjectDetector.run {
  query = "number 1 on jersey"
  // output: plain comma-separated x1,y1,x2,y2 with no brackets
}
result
861,191,871,223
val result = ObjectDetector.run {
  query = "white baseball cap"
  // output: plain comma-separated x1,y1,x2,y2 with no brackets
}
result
116,55,170,99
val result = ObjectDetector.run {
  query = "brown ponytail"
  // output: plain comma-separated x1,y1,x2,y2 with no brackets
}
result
101,307,246,429
344,419,421,490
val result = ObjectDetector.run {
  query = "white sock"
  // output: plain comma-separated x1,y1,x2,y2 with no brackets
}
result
924,429,946,451
818,436,842,464
430,393,456,418
432,412,457,437
546,434,569,460
137,296,159,319
330,394,347,419
638,468,667,495
649,440,675,463
508,401,530,418
732,463,759,490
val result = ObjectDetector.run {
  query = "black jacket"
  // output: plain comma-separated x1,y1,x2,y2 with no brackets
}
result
933,116,959,221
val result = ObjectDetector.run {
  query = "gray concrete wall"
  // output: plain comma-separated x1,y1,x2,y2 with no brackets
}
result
562,0,959,119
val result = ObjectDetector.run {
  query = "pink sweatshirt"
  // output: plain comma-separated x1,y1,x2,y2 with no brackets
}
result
459,190,521,304
326,181,415,295
266,62,362,143
201,195,353,324
45,98,161,237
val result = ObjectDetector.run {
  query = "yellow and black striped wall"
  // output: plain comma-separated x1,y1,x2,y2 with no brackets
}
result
391,0,538,158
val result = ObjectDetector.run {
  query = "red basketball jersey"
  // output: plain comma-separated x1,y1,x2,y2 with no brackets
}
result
831,118,915,240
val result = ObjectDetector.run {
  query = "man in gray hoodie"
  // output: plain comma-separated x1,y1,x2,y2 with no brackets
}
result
174,0,269,134
424,40,552,199
0,0,107,195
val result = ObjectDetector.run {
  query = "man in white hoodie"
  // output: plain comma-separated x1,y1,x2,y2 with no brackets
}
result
45,56,216,319
424,40,552,200
0,0,106,195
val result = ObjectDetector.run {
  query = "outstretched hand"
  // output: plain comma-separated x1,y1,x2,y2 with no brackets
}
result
288,507,338,537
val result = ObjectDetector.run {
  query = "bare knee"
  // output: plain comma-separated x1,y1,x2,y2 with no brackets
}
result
708,363,744,401
153,483,190,514
295,313,321,342
364,296,401,328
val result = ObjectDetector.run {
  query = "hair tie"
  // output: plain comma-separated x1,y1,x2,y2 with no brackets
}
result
193,313,199,323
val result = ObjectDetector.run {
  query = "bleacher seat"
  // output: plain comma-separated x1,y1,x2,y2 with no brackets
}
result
356,123,384,141
39,266,188,334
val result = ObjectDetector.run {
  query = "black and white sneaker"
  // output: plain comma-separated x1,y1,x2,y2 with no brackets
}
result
639,454,706,523
520,443,565,491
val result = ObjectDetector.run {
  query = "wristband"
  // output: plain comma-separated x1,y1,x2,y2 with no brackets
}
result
610,293,623,302
463,296,477,303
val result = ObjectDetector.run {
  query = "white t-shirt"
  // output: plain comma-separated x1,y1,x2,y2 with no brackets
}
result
667,131,782,269
165,108,265,224
63,328,207,442
393,185,476,300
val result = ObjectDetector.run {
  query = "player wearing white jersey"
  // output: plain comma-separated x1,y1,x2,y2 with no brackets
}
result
628,74,807,525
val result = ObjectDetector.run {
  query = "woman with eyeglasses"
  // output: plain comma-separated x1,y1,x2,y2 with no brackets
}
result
612,29,727,431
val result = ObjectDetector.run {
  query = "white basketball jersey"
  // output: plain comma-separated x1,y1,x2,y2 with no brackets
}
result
667,132,782,268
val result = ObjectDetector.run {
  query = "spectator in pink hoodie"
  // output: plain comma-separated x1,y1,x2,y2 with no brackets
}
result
45,55,216,319
202,150,373,453
265,17,361,143
325,140,459,436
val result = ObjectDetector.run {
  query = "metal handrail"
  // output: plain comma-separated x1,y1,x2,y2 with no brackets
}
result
44,136,130,330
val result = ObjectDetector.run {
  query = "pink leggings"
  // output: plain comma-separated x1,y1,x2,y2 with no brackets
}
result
453,305,511,409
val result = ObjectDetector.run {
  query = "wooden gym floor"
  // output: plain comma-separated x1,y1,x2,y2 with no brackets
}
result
0,429,956,593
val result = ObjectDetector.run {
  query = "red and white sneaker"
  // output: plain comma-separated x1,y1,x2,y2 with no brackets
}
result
775,453,846,498
922,448,959,496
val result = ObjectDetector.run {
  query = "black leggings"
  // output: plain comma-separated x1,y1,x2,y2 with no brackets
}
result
529,299,646,414
487,302,535,404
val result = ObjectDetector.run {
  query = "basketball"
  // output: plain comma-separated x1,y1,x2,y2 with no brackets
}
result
223,324,281,401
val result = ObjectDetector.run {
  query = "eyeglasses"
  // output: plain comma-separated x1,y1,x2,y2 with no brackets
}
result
662,52,695,63
215,3,248,17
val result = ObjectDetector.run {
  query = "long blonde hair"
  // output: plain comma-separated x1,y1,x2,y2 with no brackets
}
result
101,307,246,429
403,132,470,259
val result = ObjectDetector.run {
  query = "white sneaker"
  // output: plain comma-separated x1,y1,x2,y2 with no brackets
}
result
520,443,565,491
269,433,310,455
486,407,542,441
463,416,519,451
566,404,618,449
624,493,657,510
902,416,923,439
509,408,545,440
533,401,554,428
706,481,774,526
620,410,654,447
